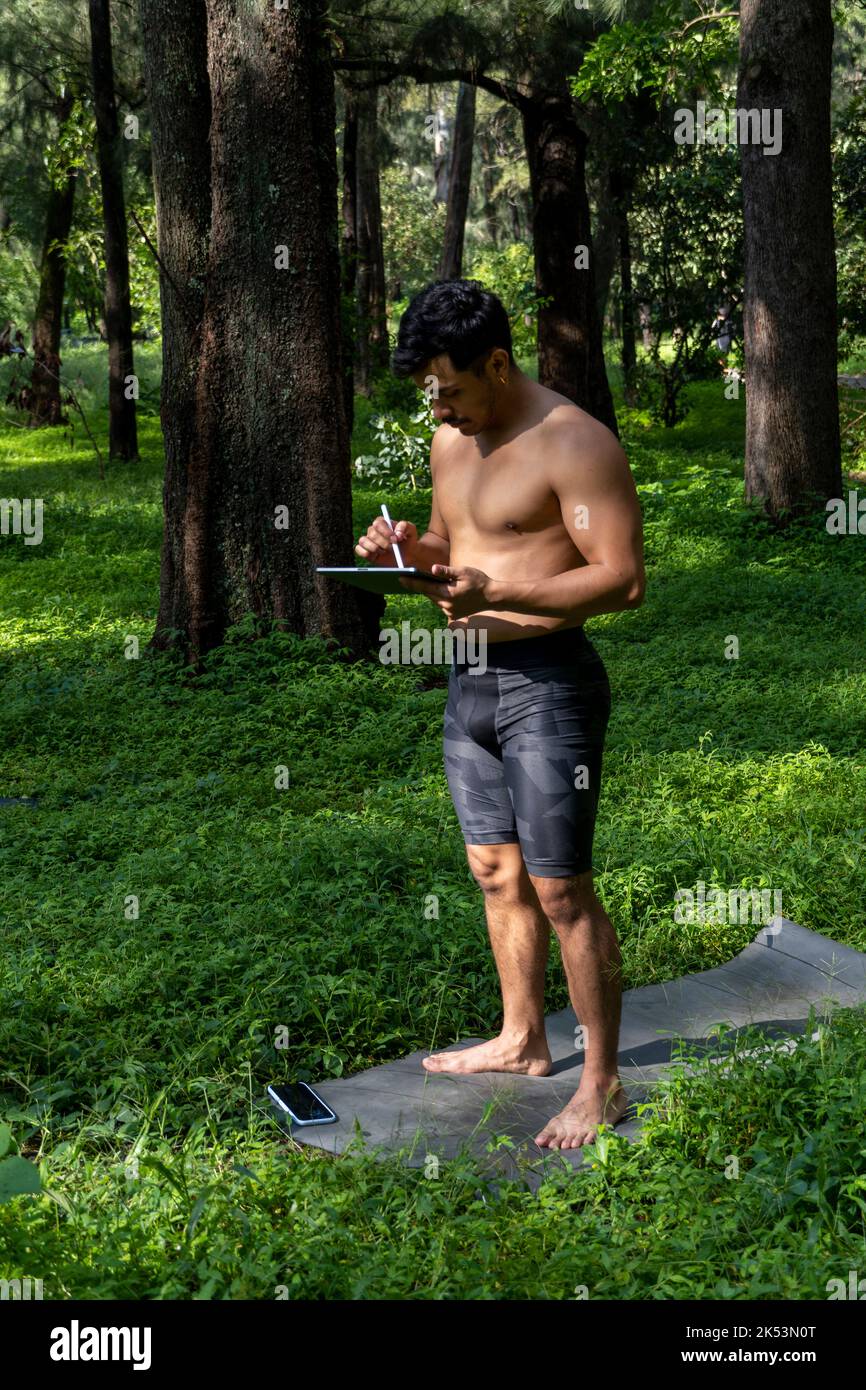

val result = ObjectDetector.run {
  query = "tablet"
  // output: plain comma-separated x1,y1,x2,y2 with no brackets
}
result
316,567,449,594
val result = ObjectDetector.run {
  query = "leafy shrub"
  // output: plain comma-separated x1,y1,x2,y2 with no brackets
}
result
0,231,38,330
631,343,727,428
353,401,435,490
834,94,866,360
465,241,544,362
381,167,447,300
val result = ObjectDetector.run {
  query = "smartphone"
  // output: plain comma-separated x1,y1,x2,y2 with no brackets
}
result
267,1082,338,1127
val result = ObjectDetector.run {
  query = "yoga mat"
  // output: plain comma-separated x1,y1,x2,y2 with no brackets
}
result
283,917,866,1185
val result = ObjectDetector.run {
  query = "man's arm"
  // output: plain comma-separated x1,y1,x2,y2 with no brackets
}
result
407,417,645,624
411,430,453,567
486,424,645,618
355,428,450,569
409,444,450,568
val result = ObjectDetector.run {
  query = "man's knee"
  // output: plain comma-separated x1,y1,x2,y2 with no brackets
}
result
531,871,598,928
466,844,526,898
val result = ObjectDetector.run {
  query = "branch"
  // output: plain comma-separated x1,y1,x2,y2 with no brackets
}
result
130,209,201,331
333,58,528,109
679,12,739,38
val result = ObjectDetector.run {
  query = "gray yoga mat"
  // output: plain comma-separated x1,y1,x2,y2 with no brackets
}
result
285,917,866,1184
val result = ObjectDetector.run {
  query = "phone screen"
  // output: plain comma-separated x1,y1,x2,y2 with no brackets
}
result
269,1083,334,1122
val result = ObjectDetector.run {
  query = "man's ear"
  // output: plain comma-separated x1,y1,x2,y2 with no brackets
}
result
488,348,510,379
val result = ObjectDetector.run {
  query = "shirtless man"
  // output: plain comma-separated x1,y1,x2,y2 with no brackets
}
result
355,280,645,1150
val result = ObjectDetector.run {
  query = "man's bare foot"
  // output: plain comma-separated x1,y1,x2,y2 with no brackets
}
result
535,1079,629,1150
423,1031,552,1077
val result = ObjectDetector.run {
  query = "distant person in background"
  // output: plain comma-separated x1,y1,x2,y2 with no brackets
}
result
711,305,733,359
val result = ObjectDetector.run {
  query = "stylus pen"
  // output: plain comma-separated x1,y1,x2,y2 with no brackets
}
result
380,503,405,569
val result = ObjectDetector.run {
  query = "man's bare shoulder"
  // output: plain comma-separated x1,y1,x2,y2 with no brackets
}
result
535,395,627,479
431,421,459,450
429,420,464,473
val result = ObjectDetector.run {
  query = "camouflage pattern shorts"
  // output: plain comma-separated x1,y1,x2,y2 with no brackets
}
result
443,625,612,878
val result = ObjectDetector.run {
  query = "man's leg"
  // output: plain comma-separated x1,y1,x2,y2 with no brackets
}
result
422,842,552,1075
530,869,628,1148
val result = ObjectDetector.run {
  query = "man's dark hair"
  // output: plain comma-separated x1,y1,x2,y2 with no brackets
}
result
391,279,515,378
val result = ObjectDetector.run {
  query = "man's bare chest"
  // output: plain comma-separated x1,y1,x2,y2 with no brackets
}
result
438,453,563,539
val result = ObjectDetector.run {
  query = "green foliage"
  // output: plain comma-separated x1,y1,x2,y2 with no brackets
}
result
13,88,161,338
840,383,866,468
0,342,163,429
5,1006,866,1298
1,372,865,1294
628,142,743,426
465,241,544,361
125,204,161,334
0,1122,41,1203
572,7,738,107
834,93,866,359
573,15,677,103
43,96,90,191
380,166,447,299
60,130,161,337
354,399,435,490
0,229,38,328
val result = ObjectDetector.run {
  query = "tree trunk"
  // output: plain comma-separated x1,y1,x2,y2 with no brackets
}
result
590,167,619,331
639,303,652,350
439,82,476,279
432,107,450,203
507,196,522,242
739,0,841,515
340,85,358,434
354,85,388,396
521,91,617,434
141,0,381,663
341,90,358,298
29,91,77,427
618,203,636,403
89,0,139,461
140,0,212,655
478,134,499,249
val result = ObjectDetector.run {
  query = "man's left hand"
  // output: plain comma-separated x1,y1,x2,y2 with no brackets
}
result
399,565,494,622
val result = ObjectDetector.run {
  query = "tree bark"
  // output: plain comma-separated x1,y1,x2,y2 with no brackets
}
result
618,199,636,402
340,85,358,434
439,82,476,279
29,90,77,427
477,133,499,249
639,303,652,350
140,0,212,655
522,90,617,434
341,90,359,298
432,107,450,203
141,0,381,663
739,0,841,515
89,0,139,461
354,85,388,396
590,167,619,331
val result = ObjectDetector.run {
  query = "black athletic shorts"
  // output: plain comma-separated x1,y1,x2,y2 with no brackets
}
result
443,625,611,878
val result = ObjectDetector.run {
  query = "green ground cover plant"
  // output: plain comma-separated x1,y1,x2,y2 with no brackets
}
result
1,352,864,1298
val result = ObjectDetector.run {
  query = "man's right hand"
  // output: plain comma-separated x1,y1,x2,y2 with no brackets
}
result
355,517,418,568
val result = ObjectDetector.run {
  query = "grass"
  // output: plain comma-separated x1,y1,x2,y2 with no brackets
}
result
0,347,865,1299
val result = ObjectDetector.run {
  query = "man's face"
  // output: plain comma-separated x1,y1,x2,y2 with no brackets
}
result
411,353,497,436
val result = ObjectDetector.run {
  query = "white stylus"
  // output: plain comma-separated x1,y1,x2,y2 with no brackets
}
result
380,503,405,569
